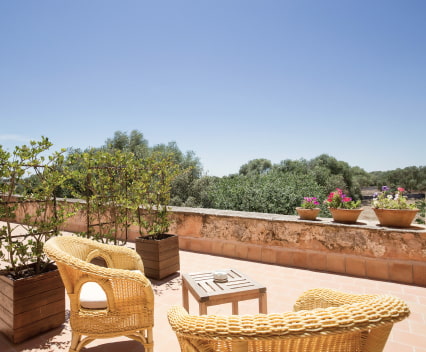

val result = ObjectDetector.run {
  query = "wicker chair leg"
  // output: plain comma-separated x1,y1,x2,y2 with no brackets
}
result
128,329,154,352
69,332,81,352
364,324,393,352
146,328,154,352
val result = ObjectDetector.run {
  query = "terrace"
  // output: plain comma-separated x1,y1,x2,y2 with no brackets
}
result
1,206,425,352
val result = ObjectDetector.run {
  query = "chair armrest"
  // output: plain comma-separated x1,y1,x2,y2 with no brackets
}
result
293,288,375,311
168,292,409,340
108,245,145,271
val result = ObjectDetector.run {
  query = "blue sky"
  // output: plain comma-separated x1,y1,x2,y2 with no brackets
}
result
1,1,425,176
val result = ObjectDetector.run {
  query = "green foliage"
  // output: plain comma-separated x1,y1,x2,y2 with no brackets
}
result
324,188,362,209
370,166,426,192
66,146,184,241
206,171,327,215
372,186,417,210
0,137,73,278
104,130,149,158
133,152,182,237
239,159,272,176
300,197,320,209
102,131,203,207
66,148,137,244
415,199,425,224
150,142,202,207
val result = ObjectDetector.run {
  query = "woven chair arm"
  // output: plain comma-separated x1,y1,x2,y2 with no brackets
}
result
168,293,409,339
293,288,378,311
80,264,152,287
108,246,145,271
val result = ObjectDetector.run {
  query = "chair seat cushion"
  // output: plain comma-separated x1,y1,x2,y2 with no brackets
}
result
80,270,142,309
80,282,108,309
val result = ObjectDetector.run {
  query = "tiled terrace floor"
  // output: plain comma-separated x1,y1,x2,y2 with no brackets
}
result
1,249,425,352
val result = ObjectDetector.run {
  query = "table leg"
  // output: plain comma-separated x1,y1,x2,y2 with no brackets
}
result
199,302,207,315
182,278,189,312
232,301,239,315
259,292,267,314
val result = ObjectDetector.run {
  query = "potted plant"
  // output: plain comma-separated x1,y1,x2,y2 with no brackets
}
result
0,138,72,343
324,188,363,224
134,153,183,280
296,197,321,220
372,186,419,227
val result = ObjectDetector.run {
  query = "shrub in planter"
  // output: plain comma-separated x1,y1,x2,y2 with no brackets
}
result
134,153,183,280
0,138,74,343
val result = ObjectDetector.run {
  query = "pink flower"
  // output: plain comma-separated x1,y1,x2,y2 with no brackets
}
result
397,187,405,192
342,197,352,202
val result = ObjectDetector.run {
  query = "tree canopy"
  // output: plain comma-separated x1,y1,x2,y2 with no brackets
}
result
6,130,424,218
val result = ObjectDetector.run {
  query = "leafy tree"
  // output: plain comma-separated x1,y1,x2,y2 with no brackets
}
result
150,142,203,206
104,130,149,157
103,132,203,207
239,158,272,176
369,166,426,193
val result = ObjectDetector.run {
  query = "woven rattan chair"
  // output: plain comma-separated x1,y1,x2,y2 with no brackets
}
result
168,288,410,352
44,236,154,352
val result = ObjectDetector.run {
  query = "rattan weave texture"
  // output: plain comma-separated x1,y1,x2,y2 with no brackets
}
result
168,288,410,352
44,236,154,352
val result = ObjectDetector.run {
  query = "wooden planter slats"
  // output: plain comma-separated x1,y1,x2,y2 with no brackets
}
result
136,234,180,280
0,268,65,344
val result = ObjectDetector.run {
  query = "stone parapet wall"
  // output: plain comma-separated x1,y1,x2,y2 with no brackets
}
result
166,207,426,287
4,201,426,286
168,207,426,261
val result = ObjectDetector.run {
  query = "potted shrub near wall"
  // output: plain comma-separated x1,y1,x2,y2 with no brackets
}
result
0,138,72,343
324,188,363,224
134,153,182,280
372,186,419,228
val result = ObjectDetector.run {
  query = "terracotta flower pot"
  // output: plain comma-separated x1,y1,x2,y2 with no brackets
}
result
296,207,320,220
373,208,419,228
329,208,363,224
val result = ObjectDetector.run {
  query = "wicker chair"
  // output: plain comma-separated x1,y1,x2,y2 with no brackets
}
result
168,288,410,352
43,236,154,352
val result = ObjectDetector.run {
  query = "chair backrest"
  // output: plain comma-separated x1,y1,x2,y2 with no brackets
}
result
168,288,410,352
43,235,150,298
43,233,154,352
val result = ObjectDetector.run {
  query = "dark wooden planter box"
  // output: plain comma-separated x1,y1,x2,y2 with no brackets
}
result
0,267,65,344
135,234,180,280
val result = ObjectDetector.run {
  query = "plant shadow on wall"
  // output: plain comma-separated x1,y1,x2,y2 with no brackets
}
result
0,137,75,343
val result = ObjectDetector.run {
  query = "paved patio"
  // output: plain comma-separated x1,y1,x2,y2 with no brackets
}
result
1,248,425,352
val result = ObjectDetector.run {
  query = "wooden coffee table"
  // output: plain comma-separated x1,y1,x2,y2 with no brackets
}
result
182,268,267,315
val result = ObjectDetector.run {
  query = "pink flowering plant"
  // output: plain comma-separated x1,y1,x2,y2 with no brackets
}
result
372,186,417,210
324,188,361,209
300,197,320,209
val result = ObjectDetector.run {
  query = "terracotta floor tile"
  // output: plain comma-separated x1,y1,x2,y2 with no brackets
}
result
392,330,426,349
0,249,424,352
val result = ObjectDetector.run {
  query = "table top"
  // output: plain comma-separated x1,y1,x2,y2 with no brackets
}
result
182,268,266,302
